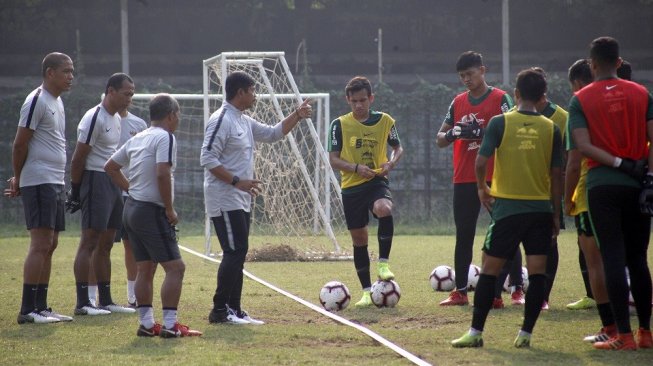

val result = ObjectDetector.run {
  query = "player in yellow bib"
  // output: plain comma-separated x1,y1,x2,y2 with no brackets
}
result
328,76,404,307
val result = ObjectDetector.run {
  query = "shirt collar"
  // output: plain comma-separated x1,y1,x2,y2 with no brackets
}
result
223,101,244,116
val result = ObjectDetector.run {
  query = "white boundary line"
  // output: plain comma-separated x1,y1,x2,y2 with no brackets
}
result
179,244,432,366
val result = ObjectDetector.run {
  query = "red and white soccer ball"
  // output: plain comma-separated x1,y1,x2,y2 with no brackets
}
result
319,281,351,312
371,279,401,308
467,264,481,291
430,265,456,292
504,266,529,292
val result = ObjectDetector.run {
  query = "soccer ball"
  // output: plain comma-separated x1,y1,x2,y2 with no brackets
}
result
504,266,529,292
430,265,455,292
370,280,401,307
319,281,351,311
467,264,481,291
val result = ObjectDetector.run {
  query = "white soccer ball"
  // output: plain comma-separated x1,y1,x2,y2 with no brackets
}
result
467,264,481,291
430,265,455,292
504,266,529,292
319,281,351,312
370,279,401,308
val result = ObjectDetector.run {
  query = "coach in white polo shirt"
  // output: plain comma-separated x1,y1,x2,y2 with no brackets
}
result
105,93,202,338
201,71,312,325
68,73,136,316
6,52,74,324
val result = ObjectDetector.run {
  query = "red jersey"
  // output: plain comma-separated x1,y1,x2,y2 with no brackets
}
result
576,79,649,169
450,87,511,183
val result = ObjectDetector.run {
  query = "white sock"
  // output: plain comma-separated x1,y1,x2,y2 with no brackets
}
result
469,327,482,336
88,285,98,306
138,306,155,329
163,308,177,329
518,330,531,337
127,280,136,304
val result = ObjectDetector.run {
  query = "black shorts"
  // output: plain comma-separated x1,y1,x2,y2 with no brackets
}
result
574,211,594,237
342,185,392,230
483,212,553,259
122,198,181,263
114,195,129,243
21,183,65,231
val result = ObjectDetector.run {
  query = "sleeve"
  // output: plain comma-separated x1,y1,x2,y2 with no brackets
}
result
478,115,505,157
442,100,455,126
567,96,588,131
327,119,342,152
647,94,653,121
77,108,101,146
18,91,44,130
551,126,563,168
156,132,175,165
565,119,576,151
110,142,130,167
251,117,284,143
200,116,228,170
501,94,514,113
388,125,401,147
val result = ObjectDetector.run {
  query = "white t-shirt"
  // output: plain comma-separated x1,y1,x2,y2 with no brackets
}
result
77,104,121,172
118,112,148,196
200,102,284,216
110,126,176,207
18,86,67,187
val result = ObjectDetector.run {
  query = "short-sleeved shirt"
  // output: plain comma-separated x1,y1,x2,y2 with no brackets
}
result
565,118,590,215
110,126,176,207
118,112,148,195
442,87,513,183
200,102,285,216
77,104,121,172
18,86,67,187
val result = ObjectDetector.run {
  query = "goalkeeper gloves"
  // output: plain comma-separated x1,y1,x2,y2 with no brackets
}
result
617,158,647,181
639,173,653,216
458,116,484,139
65,183,81,213
444,125,462,142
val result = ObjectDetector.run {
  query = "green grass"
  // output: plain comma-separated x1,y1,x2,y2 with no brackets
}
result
1,232,652,365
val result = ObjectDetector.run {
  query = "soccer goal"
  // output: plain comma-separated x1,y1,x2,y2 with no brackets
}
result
128,53,346,256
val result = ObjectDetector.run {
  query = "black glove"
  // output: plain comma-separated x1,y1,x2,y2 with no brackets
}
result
458,116,484,139
639,174,653,216
444,127,460,142
65,183,81,213
617,158,647,181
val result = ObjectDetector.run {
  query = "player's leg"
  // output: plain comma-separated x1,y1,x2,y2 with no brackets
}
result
542,236,559,309
508,250,525,306
371,187,394,280
342,192,373,307
567,217,595,310
123,238,137,306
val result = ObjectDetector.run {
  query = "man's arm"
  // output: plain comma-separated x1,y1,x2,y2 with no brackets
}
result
475,154,493,212
329,151,376,180
551,166,563,237
378,144,404,177
206,165,262,196
435,102,457,148
156,162,177,225
564,149,582,215
281,98,312,135
104,159,129,192
6,126,34,197
70,142,92,185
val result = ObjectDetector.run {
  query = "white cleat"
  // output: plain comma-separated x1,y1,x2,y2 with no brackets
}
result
236,310,265,325
74,305,111,316
17,311,60,324
39,308,73,322
101,303,137,314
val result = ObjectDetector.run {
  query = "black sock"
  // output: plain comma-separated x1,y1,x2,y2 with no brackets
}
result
522,274,547,333
597,302,615,327
35,284,48,311
98,281,113,306
76,282,90,308
579,246,593,299
471,274,497,332
377,216,393,260
495,259,512,297
544,239,559,302
20,284,38,315
353,245,371,289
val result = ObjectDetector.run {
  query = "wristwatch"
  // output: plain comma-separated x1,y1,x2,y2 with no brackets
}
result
231,175,240,186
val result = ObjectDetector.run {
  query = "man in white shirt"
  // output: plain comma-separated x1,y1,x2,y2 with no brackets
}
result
201,71,312,325
6,52,74,324
105,93,202,338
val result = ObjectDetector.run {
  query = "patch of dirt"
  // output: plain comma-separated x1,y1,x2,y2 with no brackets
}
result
246,244,306,262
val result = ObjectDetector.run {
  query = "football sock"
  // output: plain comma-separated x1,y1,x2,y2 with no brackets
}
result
35,283,48,311
518,330,532,337
469,328,482,336
20,283,37,315
98,281,113,306
597,302,615,327
88,285,98,305
127,280,136,303
353,245,371,289
495,259,512,297
544,239,559,302
578,248,593,298
163,307,178,329
523,274,547,333
377,216,393,260
138,305,155,328
471,274,497,332
75,282,90,308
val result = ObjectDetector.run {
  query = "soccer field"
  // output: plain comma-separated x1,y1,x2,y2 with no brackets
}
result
1,232,652,365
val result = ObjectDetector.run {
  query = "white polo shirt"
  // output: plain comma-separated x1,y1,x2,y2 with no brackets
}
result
118,112,148,196
200,102,284,216
77,104,121,172
18,86,67,187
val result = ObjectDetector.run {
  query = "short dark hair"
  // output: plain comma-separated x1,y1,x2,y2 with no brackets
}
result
456,51,484,71
589,36,620,67
105,73,134,95
149,93,179,121
345,76,372,97
617,59,632,81
568,59,593,85
225,71,256,101
516,69,547,102
42,52,71,77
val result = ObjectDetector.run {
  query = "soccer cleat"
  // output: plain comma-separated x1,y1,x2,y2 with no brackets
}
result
451,332,483,348
514,334,531,348
593,333,637,350
74,304,111,316
236,310,265,325
355,291,374,308
17,311,60,324
101,303,137,314
493,297,505,309
377,262,395,281
541,301,549,310
208,308,250,324
583,325,617,343
637,328,652,349
511,289,525,305
159,322,203,338
137,323,162,337
439,290,469,306
566,296,595,310
127,301,137,309
38,308,73,322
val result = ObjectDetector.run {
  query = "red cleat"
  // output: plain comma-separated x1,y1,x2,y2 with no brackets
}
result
637,328,652,349
439,290,469,306
492,297,505,309
593,333,637,351
511,289,525,305
160,322,203,338
137,323,162,337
